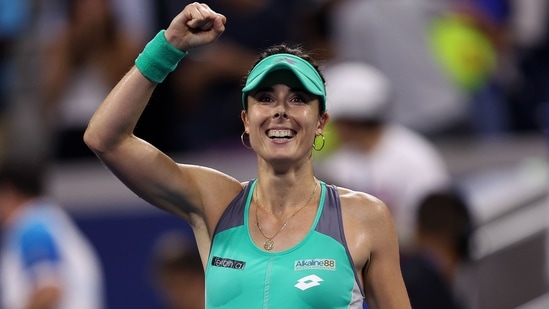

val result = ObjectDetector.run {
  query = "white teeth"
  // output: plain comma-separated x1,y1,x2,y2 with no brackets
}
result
268,129,293,138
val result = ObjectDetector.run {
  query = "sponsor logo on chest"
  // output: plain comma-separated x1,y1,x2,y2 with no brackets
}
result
211,256,246,270
294,258,336,271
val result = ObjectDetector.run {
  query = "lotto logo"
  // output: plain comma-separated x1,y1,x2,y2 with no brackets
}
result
294,274,324,291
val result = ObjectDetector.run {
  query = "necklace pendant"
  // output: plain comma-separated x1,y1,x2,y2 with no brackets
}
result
264,239,274,250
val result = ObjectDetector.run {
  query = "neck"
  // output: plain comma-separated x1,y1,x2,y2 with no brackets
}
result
254,177,318,214
253,179,319,251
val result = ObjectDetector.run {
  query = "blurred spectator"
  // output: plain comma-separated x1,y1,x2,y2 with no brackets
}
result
0,0,31,108
150,0,297,151
400,188,477,309
41,0,139,161
315,61,450,247
425,0,549,136
506,0,549,133
432,0,513,137
290,0,342,65
110,0,154,47
329,0,469,138
0,0,32,158
150,231,204,309
0,157,105,309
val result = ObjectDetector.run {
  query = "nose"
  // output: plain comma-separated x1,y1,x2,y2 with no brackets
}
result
274,110,288,119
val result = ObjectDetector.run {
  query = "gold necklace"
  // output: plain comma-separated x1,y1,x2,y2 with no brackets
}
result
254,181,318,251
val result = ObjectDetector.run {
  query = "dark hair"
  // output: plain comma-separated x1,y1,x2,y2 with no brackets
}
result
417,189,474,260
0,159,46,197
242,43,326,90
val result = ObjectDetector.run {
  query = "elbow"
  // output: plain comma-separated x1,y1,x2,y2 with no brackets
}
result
83,122,131,158
83,123,110,156
83,124,100,154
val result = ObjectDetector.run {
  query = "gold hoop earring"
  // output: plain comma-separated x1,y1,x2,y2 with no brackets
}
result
241,132,252,150
313,134,325,151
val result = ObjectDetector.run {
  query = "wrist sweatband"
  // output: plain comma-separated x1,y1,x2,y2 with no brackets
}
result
135,30,188,83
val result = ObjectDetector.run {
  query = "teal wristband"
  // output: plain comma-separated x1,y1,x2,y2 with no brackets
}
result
135,30,188,83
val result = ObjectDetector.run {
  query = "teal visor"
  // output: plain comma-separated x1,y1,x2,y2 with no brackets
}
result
242,53,326,112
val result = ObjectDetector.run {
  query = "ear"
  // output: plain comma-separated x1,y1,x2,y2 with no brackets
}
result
241,110,250,133
316,112,329,135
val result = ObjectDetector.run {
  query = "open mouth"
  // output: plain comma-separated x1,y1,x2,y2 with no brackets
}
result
267,129,295,139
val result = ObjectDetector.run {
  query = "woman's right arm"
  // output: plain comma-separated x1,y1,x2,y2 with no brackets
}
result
83,3,239,225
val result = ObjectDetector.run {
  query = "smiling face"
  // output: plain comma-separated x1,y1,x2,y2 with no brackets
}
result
241,70,328,166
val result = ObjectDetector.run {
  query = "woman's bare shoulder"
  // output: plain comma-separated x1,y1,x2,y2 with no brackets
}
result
336,186,385,209
335,186,399,260
335,186,393,224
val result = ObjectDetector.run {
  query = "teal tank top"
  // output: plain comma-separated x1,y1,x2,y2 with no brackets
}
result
205,180,365,308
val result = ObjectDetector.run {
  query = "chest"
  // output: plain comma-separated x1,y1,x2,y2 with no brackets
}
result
205,227,363,308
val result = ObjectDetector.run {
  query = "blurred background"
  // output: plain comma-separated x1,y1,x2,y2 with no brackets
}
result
0,0,547,308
